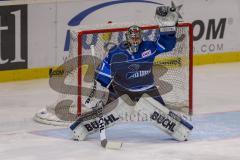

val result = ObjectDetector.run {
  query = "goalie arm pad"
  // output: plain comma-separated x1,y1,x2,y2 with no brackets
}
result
95,58,112,88
155,32,176,54
95,47,127,87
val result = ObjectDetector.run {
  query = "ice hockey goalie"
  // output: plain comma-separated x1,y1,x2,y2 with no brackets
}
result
70,3,193,143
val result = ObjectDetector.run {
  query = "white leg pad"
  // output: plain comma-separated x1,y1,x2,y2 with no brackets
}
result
71,94,135,141
135,94,193,141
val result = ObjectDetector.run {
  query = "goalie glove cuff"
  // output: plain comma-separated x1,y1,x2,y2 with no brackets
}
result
160,26,176,33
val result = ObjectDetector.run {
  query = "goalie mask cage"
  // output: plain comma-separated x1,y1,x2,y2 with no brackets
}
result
34,22,193,126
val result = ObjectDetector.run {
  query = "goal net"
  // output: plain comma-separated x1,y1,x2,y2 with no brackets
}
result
34,22,193,126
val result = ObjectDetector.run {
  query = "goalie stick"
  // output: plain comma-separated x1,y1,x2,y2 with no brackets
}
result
95,100,122,149
89,45,122,150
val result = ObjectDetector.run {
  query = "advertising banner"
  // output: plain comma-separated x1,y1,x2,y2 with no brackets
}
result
0,4,28,71
0,0,240,70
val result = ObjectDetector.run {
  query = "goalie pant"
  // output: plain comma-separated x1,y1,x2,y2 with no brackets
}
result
70,94,193,141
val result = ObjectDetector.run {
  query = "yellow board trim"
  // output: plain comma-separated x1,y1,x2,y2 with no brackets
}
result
0,67,50,83
1,51,240,83
193,51,240,65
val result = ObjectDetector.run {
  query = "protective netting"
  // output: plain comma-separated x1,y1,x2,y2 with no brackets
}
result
34,22,192,126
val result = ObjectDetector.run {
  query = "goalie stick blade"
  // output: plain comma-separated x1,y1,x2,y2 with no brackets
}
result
105,141,123,150
101,139,123,150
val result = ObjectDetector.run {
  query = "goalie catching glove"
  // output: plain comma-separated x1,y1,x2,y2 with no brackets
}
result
155,3,180,33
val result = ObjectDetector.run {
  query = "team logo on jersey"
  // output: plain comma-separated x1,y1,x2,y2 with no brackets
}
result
141,50,152,58
128,64,140,71
127,70,151,80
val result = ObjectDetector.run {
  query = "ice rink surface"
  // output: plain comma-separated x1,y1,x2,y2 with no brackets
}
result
1,62,240,160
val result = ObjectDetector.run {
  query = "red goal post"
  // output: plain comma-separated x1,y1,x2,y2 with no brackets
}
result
34,22,193,126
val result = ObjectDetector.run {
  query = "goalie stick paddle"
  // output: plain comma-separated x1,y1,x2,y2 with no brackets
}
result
97,101,123,150
90,45,122,150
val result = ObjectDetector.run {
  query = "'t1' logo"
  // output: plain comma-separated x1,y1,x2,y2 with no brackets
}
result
0,5,28,71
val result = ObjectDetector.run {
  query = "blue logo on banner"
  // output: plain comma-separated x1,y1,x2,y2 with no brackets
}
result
64,0,162,51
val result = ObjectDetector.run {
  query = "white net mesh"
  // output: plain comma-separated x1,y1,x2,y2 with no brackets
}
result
34,22,192,126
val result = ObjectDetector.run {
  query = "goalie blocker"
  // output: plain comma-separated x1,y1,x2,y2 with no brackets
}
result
70,94,193,142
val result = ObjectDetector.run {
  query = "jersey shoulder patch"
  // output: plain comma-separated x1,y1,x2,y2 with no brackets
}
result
140,41,156,58
141,49,152,58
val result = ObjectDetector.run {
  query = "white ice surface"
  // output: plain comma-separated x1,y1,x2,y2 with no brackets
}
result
0,62,240,160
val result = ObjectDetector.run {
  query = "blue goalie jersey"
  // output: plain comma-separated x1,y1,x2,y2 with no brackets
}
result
95,32,176,92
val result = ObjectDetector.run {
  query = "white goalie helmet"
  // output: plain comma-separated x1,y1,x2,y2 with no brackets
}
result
125,25,143,53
